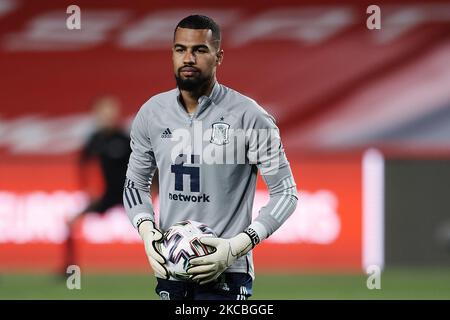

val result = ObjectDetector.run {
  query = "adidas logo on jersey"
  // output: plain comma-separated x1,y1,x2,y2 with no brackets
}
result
161,128,172,138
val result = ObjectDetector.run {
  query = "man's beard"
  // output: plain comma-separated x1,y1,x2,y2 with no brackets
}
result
175,72,210,92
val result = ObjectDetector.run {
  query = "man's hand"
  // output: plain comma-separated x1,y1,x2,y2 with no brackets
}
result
138,220,168,279
187,233,253,285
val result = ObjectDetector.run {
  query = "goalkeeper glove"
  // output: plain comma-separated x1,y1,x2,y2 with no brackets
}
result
187,232,254,285
138,220,168,279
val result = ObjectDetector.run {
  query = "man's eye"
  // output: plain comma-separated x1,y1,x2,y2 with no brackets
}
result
175,48,184,52
196,49,208,53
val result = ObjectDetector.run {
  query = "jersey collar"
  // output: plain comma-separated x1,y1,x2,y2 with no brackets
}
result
176,81,223,117
176,81,222,104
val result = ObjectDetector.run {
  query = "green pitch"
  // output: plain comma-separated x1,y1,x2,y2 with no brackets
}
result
1,268,449,300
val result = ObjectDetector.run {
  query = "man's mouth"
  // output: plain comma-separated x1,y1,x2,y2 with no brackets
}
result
180,67,199,76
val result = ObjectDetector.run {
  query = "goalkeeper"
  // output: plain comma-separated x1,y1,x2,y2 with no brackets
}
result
124,15,298,300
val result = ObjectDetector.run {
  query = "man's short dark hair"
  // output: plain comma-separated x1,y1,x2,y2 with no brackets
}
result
174,15,221,49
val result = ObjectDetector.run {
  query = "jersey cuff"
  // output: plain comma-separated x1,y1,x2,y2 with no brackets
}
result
132,212,153,230
246,221,269,245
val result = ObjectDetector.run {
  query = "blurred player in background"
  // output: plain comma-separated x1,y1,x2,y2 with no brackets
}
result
63,96,132,271
124,15,298,300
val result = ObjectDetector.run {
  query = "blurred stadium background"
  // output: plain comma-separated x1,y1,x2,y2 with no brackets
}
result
1,0,450,299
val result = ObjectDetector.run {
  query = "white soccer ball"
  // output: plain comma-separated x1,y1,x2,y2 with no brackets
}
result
158,220,217,281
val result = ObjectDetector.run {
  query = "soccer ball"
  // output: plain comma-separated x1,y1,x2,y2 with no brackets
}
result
158,220,217,281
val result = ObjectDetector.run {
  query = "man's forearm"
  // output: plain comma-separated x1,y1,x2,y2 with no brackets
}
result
123,177,155,229
252,192,297,241
251,167,298,243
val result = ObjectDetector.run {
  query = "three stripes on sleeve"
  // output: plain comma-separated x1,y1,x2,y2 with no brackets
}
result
124,180,143,208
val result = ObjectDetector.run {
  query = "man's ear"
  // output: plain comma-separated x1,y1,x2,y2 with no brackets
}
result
216,49,224,65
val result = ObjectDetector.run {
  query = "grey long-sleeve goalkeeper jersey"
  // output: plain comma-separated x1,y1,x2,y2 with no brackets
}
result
124,82,298,278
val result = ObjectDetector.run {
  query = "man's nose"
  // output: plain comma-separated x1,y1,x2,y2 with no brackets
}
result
183,50,196,64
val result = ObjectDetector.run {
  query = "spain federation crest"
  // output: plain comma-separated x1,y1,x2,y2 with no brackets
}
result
210,122,230,145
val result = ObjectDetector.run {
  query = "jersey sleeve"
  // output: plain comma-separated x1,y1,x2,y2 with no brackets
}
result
245,107,298,245
123,105,158,230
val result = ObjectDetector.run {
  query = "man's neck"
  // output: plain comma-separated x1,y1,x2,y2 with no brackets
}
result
180,79,216,114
